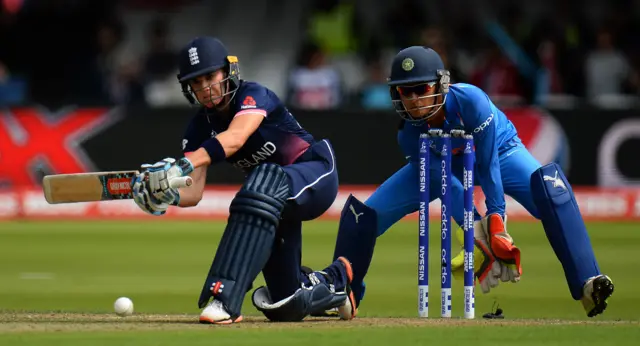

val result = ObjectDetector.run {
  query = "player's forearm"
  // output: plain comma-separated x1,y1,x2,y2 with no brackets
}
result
176,166,207,207
477,146,506,215
472,118,506,216
185,148,213,167
178,188,202,207
478,171,506,216
215,130,246,156
194,131,246,167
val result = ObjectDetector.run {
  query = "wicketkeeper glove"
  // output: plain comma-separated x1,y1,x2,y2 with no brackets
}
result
451,219,502,294
482,213,522,283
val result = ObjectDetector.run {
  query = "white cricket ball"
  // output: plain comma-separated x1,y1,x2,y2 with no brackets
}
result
114,297,134,317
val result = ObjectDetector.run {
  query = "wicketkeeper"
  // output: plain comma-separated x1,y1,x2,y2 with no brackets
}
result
329,46,613,318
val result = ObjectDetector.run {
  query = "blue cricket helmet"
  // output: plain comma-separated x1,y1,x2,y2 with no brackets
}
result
177,36,240,106
387,46,450,124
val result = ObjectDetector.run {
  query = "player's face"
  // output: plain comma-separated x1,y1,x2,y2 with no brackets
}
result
188,69,226,108
397,81,439,118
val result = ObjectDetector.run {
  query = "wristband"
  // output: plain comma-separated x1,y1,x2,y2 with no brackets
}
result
200,137,226,164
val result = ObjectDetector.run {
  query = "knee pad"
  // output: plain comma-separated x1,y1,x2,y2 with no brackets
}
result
332,194,377,307
531,162,600,299
252,284,346,322
232,163,291,223
198,163,291,317
531,163,584,239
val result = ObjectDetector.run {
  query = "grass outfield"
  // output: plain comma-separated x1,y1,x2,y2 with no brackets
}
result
0,220,638,345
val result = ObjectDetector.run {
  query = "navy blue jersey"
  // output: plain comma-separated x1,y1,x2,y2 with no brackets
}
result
182,81,315,172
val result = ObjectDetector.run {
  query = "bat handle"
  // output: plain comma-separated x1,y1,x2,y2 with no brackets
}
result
169,176,193,189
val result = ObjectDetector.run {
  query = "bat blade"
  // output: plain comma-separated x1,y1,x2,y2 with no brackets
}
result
42,171,139,204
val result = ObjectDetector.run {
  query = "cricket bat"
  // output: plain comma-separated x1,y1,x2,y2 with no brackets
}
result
42,171,193,204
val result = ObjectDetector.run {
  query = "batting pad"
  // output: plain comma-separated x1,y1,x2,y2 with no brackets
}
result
252,284,346,322
198,163,291,317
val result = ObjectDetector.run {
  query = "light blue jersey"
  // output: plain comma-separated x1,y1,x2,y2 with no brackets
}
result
366,83,542,235
398,83,520,216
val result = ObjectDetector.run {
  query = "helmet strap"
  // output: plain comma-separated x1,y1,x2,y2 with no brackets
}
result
437,69,451,94
181,82,197,105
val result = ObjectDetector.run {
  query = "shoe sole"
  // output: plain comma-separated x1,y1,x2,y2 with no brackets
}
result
337,256,357,319
588,276,614,317
199,315,244,324
311,308,340,317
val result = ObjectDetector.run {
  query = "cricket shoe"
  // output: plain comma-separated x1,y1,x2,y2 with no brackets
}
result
315,257,357,320
581,275,614,317
199,300,243,324
310,307,340,317
301,266,341,318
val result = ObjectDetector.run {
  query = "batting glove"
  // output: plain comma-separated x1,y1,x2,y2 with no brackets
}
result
142,157,194,206
131,172,169,216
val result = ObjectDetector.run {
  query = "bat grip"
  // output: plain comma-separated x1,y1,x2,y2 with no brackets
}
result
169,176,193,189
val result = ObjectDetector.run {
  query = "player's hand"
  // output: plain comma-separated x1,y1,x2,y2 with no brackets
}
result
482,213,522,283
141,157,194,206
131,172,169,216
451,220,502,294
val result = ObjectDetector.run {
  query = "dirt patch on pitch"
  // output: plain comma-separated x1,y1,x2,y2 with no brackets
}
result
0,312,636,333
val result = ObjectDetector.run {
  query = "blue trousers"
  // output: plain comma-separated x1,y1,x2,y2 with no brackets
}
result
261,139,339,302
362,141,600,300
367,141,541,234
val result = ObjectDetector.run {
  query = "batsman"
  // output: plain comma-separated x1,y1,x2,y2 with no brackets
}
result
128,36,357,324
330,46,614,318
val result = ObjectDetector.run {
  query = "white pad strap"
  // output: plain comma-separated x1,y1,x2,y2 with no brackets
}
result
252,286,301,310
